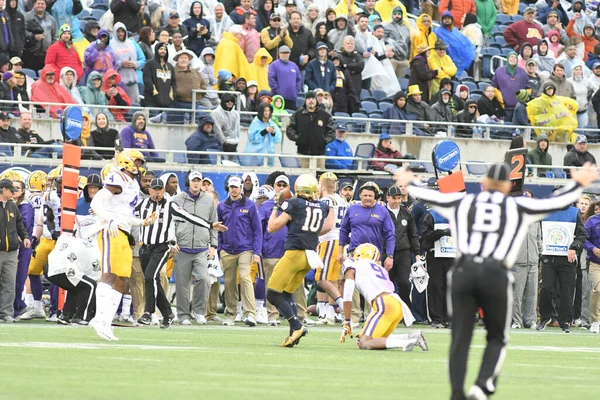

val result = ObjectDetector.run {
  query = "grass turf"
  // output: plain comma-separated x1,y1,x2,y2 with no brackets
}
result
1,321,599,399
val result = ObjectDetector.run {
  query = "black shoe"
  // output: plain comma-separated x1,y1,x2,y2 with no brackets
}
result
70,318,88,326
57,314,71,325
137,313,152,326
431,321,444,329
160,314,176,329
536,318,552,331
562,323,572,334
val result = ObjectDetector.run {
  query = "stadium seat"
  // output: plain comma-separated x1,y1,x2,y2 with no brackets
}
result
501,48,513,57
22,68,37,79
334,112,350,118
351,112,368,132
380,98,394,105
79,20,87,33
471,93,481,101
279,155,302,168
465,161,489,175
489,42,502,50
378,102,392,112
351,143,375,170
360,89,371,100
91,0,109,10
295,98,304,109
518,3,527,14
91,9,104,20
368,114,390,134
0,145,13,156
494,36,507,47
423,162,435,173
552,168,567,179
511,15,523,22
371,90,387,102
404,68,410,78
206,149,219,165
361,100,378,113
492,25,503,35
398,77,408,90
463,81,478,93
478,82,489,91
496,14,511,25
173,152,187,163
238,154,263,166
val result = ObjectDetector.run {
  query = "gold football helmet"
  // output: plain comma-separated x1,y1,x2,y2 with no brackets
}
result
359,181,380,194
319,172,338,182
353,243,381,263
100,163,113,182
294,174,319,200
118,150,146,175
27,170,47,192
0,170,23,182
78,176,88,191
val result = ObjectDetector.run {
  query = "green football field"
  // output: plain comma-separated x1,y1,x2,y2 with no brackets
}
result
1,321,598,400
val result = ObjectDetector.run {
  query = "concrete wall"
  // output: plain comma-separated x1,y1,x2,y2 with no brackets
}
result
30,118,597,166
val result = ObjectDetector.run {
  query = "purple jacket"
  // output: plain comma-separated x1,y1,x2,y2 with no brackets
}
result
259,198,287,259
119,124,159,158
584,214,600,264
18,202,34,236
83,29,119,84
339,202,395,256
491,66,530,111
268,59,303,100
217,195,262,255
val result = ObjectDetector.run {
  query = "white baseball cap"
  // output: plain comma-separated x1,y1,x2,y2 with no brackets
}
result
189,171,203,181
228,176,242,187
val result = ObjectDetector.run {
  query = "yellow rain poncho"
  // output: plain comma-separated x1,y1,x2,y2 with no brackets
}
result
410,14,437,60
251,48,273,92
375,0,408,22
214,32,252,81
527,90,579,142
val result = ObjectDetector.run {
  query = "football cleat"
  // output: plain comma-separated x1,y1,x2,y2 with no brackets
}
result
180,319,192,326
119,314,134,323
256,308,269,324
234,312,243,323
244,316,257,327
268,319,280,326
89,319,117,341
282,327,308,348
467,385,488,400
195,315,207,325
409,330,429,351
160,314,176,329
222,318,235,326
302,318,316,327
57,314,71,325
47,314,58,322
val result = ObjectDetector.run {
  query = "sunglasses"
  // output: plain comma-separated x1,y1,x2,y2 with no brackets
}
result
468,105,477,109
435,48,445,51
272,18,281,21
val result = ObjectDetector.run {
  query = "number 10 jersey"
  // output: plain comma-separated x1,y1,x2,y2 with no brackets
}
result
342,258,396,304
281,197,330,251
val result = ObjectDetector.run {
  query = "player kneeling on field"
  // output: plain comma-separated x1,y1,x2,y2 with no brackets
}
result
46,235,101,325
340,243,428,351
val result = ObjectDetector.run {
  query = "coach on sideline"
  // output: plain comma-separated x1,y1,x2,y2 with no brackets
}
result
0,179,30,322
218,176,263,327
338,182,395,269
173,170,218,326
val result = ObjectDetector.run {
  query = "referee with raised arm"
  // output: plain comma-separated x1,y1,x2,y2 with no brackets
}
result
136,178,227,329
395,162,598,400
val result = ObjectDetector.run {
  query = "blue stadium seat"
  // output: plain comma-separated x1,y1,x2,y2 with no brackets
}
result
471,89,483,96
371,90,387,102
91,0,109,10
238,154,263,166
492,25,503,35
380,98,394,104
501,48,513,56
488,42,502,50
173,152,187,163
22,68,37,79
360,89,371,100
361,100,378,114
518,3,527,14
398,77,408,90
368,114,390,134
496,14,511,25
206,149,219,165
351,112,368,133
295,98,304,109
552,168,567,179
368,111,383,118
362,96,377,103
471,93,482,101
404,68,410,78
279,156,302,168
334,112,350,118
463,81,478,93
79,20,87,33
351,143,375,170
378,102,392,112
511,15,524,22
0,145,13,156
466,161,489,175
478,82,490,91
91,9,104,20
494,36,507,46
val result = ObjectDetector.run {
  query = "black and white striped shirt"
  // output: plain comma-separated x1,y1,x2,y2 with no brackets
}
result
409,182,584,268
137,197,213,246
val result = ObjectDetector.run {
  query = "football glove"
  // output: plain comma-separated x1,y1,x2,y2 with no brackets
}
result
107,220,120,238
340,321,353,343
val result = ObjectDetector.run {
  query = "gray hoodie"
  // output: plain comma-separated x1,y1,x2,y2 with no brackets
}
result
110,22,140,85
172,190,217,250
198,47,218,102
383,6,410,60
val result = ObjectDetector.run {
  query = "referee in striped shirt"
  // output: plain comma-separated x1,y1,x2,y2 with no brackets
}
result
136,178,227,329
395,162,598,400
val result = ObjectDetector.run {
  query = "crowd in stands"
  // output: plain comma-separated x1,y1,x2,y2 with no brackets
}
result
0,0,599,166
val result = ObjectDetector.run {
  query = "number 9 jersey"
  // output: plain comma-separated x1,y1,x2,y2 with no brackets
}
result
281,197,330,251
342,258,396,304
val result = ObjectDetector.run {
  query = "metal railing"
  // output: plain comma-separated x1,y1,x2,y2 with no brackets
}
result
0,143,579,181
0,98,593,143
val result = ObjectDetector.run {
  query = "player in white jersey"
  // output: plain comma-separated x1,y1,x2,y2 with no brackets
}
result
316,173,348,324
340,243,428,351
89,150,157,341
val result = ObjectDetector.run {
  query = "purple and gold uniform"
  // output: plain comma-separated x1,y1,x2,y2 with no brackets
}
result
316,193,347,281
342,258,415,338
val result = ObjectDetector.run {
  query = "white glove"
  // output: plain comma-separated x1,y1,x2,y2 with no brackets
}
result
107,220,119,238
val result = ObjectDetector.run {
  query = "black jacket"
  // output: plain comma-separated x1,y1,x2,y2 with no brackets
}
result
5,3,26,57
286,106,335,156
288,26,316,71
335,50,364,95
16,128,49,154
91,128,120,159
0,126,27,144
110,0,142,34
420,211,450,252
389,206,419,254
570,211,586,256
142,44,176,107
408,54,437,102
0,200,28,252
563,148,597,168
0,82,14,112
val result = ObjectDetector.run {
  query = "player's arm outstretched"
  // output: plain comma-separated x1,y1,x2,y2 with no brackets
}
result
169,202,228,232
340,260,356,343
394,167,465,219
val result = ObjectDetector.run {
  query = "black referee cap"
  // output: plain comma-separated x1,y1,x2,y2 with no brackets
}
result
486,164,510,182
